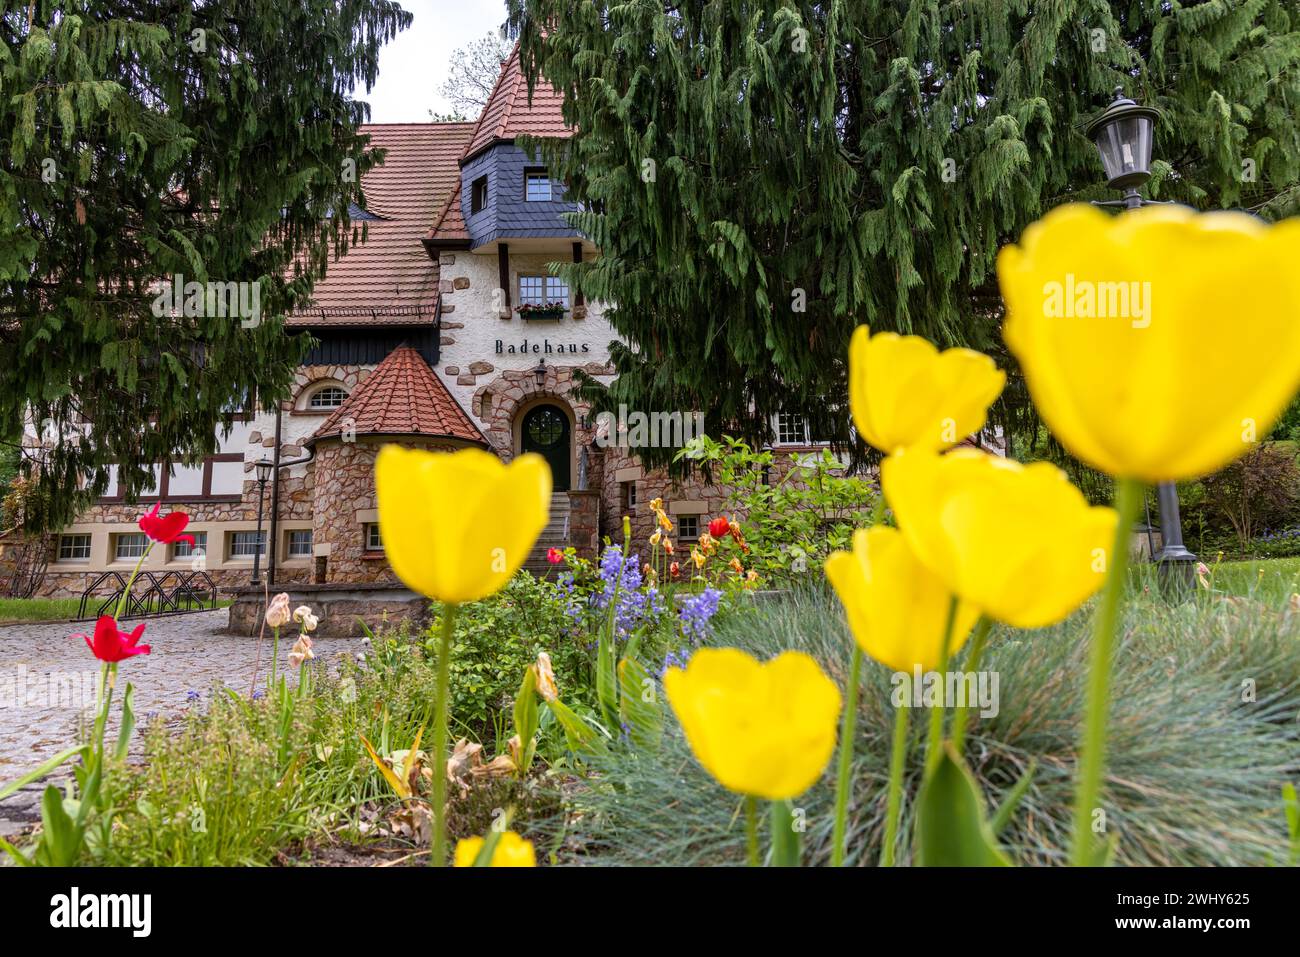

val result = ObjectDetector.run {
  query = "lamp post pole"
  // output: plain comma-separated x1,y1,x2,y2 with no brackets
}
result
1086,89,1198,594
251,459,272,585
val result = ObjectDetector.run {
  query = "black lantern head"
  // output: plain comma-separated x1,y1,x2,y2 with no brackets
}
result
1086,88,1160,190
255,459,273,484
533,359,547,387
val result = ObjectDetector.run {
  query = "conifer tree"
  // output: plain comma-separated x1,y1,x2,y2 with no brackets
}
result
507,0,1300,460
0,0,411,528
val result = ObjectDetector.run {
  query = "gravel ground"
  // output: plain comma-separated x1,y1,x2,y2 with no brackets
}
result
0,609,365,838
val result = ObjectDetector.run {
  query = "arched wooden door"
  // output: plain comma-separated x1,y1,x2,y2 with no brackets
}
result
520,404,571,491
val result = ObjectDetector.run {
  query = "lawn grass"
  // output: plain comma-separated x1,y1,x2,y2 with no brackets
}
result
1208,557,1300,605
0,597,86,622
0,596,233,623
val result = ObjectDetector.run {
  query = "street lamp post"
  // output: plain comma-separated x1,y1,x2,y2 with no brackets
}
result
251,459,273,585
1085,88,1198,593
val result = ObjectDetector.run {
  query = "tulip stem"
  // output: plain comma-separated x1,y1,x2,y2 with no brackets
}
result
430,601,459,868
830,645,862,866
925,596,958,775
770,799,799,866
949,617,992,756
744,795,760,866
1070,477,1143,867
880,702,909,867
113,543,153,623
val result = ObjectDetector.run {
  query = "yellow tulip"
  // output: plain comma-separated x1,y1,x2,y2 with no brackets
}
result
882,448,1117,629
664,648,841,800
825,526,981,672
453,831,537,867
849,325,1005,454
998,203,1300,482
375,446,551,604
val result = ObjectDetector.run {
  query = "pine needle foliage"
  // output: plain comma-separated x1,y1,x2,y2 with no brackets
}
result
505,1,1300,462
0,0,412,528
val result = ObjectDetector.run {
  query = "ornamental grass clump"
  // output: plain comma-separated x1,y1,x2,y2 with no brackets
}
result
531,587,1299,867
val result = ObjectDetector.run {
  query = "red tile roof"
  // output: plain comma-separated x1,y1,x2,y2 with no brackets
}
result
461,42,571,163
427,182,469,246
289,122,474,327
310,346,487,445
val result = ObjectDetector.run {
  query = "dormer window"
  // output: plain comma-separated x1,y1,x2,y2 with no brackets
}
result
471,175,488,215
525,170,552,202
308,386,348,410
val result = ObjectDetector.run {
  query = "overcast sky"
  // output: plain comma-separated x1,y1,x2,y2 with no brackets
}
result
362,0,510,123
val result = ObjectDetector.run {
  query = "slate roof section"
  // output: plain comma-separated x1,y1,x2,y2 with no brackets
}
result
461,42,572,163
426,45,572,247
310,345,487,446
289,122,474,327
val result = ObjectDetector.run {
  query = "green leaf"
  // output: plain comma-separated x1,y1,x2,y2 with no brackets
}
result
37,785,83,866
472,821,508,867
113,682,135,762
1282,783,1298,866
916,745,1012,867
545,699,605,756
0,834,34,866
0,745,88,801
990,759,1037,835
617,656,662,750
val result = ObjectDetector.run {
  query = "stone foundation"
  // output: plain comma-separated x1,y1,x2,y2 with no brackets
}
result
567,489,600,558
225,582,429,638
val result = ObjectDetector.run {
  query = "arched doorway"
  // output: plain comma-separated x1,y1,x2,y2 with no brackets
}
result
520,404,571,490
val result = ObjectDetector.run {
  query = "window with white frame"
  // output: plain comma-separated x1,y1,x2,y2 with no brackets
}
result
59,534,91,561
620,481,637,512
518,275,569,309
470,175,488,215
525,170,552,202
114,532,148,561
171,532,206,560
287,529,313,558
678,515,699,541
365,523,383,551
229,531,266,558
308,386,348,410
775,412,812,446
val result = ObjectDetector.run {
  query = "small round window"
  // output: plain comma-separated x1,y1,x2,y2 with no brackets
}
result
526,407,565,447
308,386,348,410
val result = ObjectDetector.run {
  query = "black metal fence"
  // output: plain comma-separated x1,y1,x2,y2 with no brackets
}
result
76,570,219,620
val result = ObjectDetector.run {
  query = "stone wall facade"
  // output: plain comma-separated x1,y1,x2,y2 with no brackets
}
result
310,436,469,586
226,583,428,638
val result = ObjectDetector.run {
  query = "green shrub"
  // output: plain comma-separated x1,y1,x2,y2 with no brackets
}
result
426,573,593,743
1201,442,1300,550
674,435,878,582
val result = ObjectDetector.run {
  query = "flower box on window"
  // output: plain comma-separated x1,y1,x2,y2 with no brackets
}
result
515,301,567,320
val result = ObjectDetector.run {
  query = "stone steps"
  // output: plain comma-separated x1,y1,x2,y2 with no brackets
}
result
523,493,572,575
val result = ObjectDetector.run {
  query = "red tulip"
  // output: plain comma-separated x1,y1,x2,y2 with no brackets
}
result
546,547,564,565
75,616,151,663
708,516,730,539
139,502,195,546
